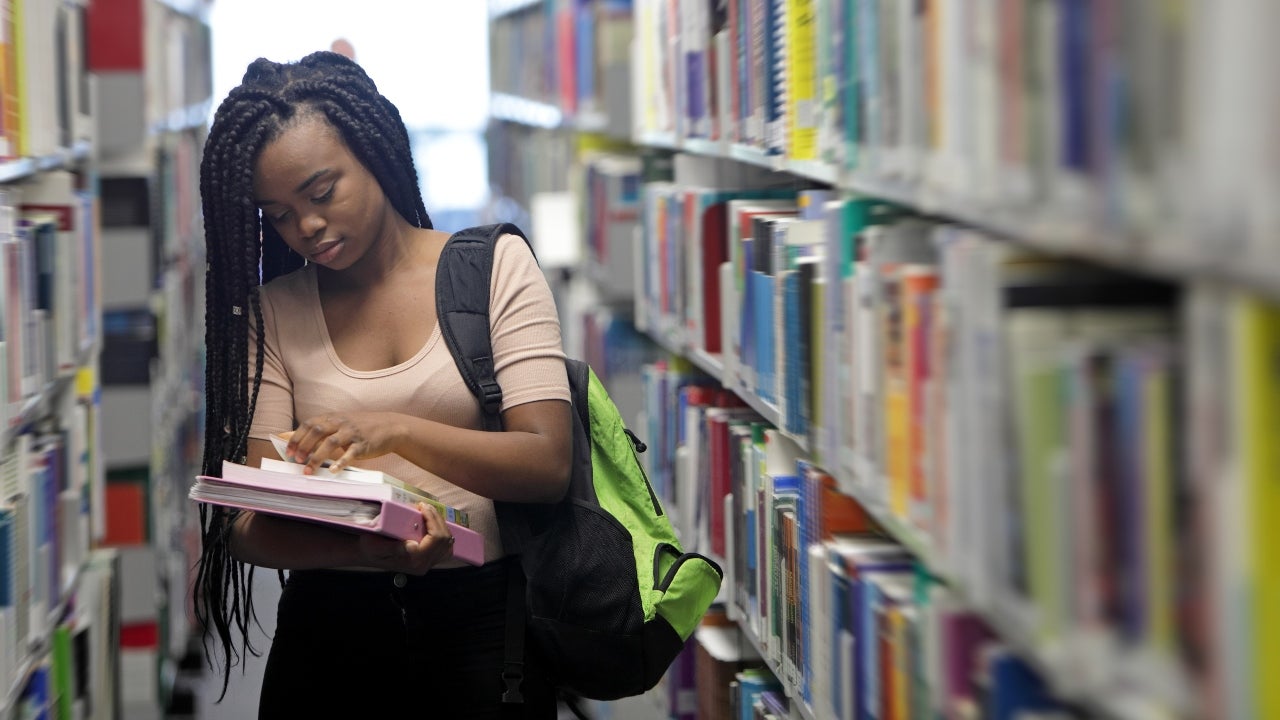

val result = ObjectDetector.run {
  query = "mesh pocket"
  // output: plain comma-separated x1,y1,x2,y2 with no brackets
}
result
523,500,644,635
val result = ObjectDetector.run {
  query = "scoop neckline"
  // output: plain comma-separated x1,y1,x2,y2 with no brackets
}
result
305,265,440,378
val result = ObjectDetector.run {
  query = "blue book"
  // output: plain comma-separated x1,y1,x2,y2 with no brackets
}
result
985,648,1058,720
736,669,782,720
1114,350,1146,643
826,538,909,720
764,0,787,155
1059,0,1092,173
858,0,879,159
0,507,13,607
754,269,776,402
575,0,595,110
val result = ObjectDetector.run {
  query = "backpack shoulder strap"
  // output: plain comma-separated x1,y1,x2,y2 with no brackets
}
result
435,223,533,432
436,223,538,706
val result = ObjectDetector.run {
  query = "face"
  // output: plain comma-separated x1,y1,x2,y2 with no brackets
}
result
252,114,392,270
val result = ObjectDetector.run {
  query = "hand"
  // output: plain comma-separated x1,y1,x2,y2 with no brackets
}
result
356,503,455,574
283,412,403,474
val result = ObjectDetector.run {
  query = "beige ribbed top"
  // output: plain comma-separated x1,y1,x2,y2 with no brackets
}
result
247,234,569,564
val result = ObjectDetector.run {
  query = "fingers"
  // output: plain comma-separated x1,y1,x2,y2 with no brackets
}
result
287,417,358,474
328,445,361,475
303,433,344,475
420,502,446,536
356,506,454,575
417,503,455,566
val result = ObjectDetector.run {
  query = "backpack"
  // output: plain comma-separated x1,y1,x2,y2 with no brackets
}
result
434,223,724,703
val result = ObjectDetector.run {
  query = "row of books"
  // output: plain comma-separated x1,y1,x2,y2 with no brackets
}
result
485,120,575,218
636,195,1280,716
489,0,633,124
3,549,118,720
1,368,106,715
0,172,101,431
0,0,94,161
580,151,642,297
639,378,1106,719
631,0,1280,270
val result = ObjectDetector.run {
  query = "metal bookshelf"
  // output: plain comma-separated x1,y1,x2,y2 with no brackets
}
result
0,142,92,184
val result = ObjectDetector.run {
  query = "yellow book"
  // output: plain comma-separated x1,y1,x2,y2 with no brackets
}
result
1007,309,1070,640
882,266,910,518
9,0,24,157
1236,296,1280,720
889,605,911,720
1142,350,1175,655
785,0,818,160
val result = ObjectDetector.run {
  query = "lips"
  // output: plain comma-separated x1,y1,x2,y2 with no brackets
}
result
310,239,343,263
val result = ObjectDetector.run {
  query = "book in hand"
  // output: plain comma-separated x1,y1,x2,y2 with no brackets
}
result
189,459,484,566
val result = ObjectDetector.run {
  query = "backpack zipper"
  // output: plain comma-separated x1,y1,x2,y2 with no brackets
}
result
625,428,662,516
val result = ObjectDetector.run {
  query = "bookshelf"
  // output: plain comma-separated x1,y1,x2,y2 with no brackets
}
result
0,0,120,716
491,0,1279,719
622,1,1273,719
88,0,211,715
488,0,663,433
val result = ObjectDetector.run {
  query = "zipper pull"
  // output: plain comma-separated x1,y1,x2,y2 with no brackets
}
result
623,428,647,453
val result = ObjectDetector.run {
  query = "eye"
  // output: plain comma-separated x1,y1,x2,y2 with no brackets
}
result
269,210,290,224
311,185,335,204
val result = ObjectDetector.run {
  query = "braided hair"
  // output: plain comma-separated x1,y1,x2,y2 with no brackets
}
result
195,50,431,698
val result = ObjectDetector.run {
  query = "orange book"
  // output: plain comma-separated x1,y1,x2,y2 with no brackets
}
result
901,267,940,525
810,468,875,539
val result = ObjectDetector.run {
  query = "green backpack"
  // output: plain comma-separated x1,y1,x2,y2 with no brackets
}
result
435,223,723,703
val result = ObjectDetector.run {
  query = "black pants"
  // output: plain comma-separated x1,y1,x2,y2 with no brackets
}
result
258,559,557,719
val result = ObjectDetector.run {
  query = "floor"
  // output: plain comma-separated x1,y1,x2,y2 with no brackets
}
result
171,569,664,720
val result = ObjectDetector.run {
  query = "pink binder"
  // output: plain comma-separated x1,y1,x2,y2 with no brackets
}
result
191,465,485,566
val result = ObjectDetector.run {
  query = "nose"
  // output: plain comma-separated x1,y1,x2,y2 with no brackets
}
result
299,211,326,240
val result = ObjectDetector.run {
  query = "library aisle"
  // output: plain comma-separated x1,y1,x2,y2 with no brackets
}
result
7,0,1280,717
180,575,657,719
181,572,274,720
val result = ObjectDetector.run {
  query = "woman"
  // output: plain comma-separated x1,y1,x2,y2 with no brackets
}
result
195,51,571,718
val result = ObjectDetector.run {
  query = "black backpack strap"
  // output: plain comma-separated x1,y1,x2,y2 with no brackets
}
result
435,223,536,706
435,222,534,431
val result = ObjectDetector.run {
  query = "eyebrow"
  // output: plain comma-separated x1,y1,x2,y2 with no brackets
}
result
255,168,332,205
294,168,331,194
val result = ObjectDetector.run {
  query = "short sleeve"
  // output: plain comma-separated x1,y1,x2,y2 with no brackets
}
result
248,287,295,440
489,234,570,410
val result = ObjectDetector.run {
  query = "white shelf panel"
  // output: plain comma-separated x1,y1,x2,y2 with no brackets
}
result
489,0,542,20
631,135,1280,301
489,92,563,129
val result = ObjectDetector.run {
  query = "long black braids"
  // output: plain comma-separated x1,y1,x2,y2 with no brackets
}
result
194,50,432,699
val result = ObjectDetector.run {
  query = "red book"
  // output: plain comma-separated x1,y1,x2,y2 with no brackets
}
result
700,202,728,353
707,406,756,557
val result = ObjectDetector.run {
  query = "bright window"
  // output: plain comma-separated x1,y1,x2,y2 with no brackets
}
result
209,0,491,225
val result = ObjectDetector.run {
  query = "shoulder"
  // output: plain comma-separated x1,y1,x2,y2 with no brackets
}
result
490,232,541,283
494,232,536,263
